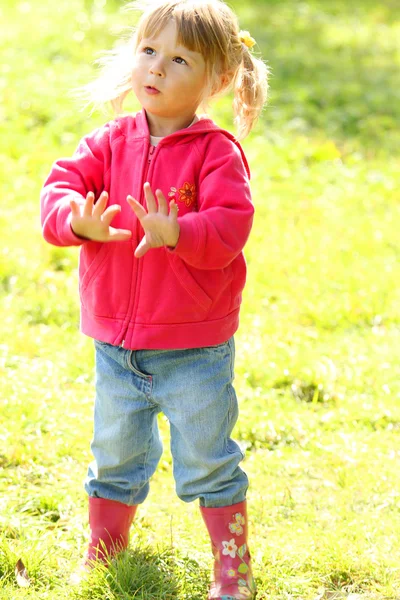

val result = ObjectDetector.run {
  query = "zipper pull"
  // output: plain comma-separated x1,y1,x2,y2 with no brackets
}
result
148,145,155,162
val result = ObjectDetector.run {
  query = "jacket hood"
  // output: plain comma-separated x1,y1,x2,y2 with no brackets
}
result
113,109,250,178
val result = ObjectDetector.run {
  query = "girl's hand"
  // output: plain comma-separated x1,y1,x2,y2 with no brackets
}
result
127,182,180,258
70,191,132,242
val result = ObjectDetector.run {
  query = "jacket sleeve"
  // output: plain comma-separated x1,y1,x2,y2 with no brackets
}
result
40,124,112,247
171,136,254,270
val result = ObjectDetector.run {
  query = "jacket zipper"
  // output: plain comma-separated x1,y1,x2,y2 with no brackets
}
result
120,144,156,348
146,145,156,172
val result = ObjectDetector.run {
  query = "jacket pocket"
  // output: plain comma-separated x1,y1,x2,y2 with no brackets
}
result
79,242,131,318
79,242,109,297
167,253,212,313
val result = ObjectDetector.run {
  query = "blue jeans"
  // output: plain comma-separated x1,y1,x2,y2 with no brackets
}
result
85,338,249,508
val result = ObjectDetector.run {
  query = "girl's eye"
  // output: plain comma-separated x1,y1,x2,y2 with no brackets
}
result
143,47,155,55
174,56,187,65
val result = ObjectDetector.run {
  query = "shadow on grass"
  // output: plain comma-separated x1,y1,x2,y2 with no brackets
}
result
73,545,209,600
228,0,400,154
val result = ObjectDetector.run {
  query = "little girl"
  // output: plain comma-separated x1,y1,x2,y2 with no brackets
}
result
41,1,268,597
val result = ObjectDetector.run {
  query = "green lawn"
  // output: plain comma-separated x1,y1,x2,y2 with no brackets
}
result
1,0,400,598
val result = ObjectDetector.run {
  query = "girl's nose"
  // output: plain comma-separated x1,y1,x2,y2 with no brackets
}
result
149,59,165,77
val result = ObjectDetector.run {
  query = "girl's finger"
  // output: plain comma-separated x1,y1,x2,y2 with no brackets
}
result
134,235,150,258
101,204,121,227
156,189,168,216
143,182,157,214
69,198,81,217
92,191,109,218
107,227,132,241
127,195,147,220
83,192,95,218
169,200,179,221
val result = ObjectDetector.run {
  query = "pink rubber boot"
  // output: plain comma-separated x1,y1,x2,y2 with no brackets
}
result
200,501,256,599
86,497,137,564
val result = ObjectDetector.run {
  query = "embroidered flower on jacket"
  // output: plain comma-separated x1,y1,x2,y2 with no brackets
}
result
222,538,237,558
229,512,245,536
178,182,196,207
168,186,177,198
238,586,252,597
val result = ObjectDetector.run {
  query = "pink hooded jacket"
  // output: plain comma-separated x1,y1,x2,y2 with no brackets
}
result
41,110,254,349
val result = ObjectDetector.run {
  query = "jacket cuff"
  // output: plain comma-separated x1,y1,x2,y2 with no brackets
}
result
169,217,200,258
63,212,87,246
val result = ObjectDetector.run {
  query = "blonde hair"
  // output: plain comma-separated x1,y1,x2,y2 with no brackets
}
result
84,0,269,139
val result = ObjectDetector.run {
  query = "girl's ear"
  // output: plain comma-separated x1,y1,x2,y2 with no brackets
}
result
211,72,232,96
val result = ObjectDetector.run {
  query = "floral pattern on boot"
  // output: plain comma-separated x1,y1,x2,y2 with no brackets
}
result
201,502,256,600
216,513,255,598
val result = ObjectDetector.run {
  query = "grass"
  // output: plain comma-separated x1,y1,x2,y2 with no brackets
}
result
1,0,400,598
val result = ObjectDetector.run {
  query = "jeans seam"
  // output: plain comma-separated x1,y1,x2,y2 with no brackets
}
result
128,408,159,504
226,385,236,454
228,337,235,381
142,409,157,490
226,338,244,459
227,338,235,422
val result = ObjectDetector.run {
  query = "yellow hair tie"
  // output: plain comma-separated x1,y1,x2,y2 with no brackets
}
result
239,30,256,49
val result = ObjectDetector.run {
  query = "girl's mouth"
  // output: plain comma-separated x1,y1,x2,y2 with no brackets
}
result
145,86,160,95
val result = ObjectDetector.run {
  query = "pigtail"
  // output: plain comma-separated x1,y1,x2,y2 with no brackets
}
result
232,47,269,140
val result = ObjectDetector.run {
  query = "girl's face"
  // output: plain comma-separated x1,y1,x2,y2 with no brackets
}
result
131,19,208,136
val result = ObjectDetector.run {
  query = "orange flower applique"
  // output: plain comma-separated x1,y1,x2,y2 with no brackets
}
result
178,182,196,208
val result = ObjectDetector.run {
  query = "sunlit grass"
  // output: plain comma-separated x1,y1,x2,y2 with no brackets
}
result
1,0,400,598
